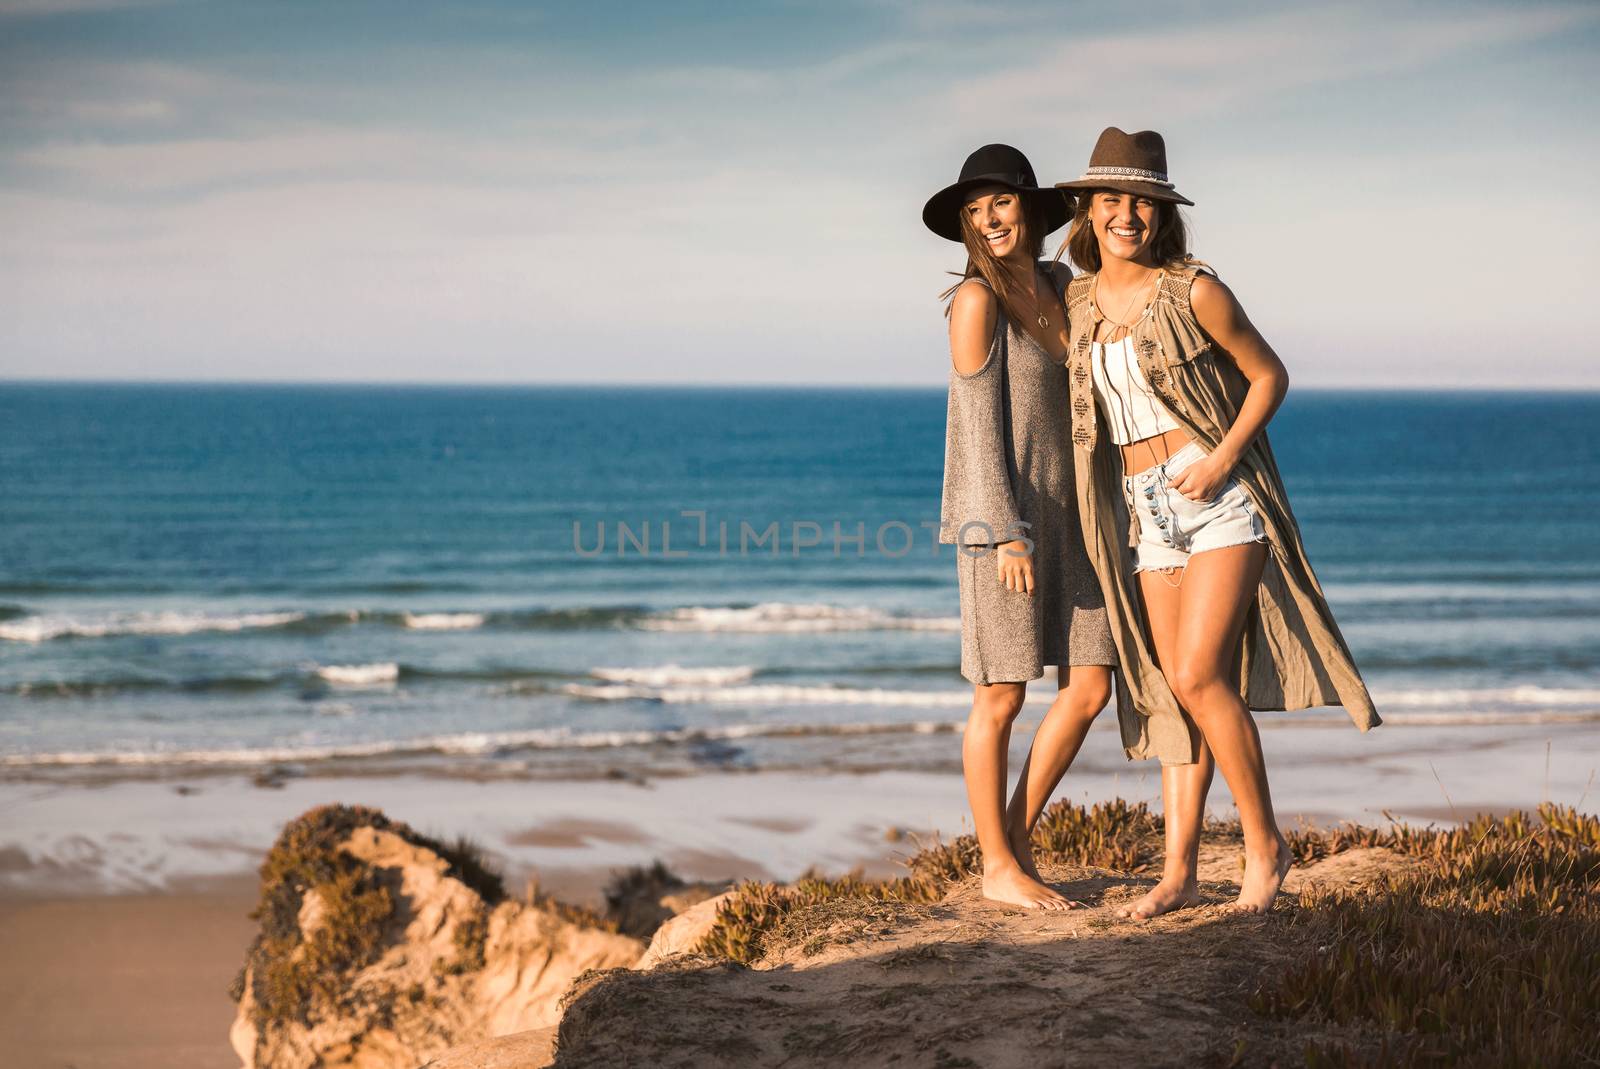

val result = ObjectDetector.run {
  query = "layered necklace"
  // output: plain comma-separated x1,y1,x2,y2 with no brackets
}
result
1092,268,1161,343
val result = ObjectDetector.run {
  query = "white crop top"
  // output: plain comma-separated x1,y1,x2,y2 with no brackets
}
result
1089,336,1183,445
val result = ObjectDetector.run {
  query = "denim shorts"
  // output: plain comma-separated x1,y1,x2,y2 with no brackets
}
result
1124,440,1268,573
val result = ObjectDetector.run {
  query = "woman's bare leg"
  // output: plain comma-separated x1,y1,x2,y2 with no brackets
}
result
1169,542,1291,912
1119,568,1211,919
964,681,1072,910
1003,666,1113,884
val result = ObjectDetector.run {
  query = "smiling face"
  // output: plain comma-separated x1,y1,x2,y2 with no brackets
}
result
1088,190,1161,266
960,184,1029,263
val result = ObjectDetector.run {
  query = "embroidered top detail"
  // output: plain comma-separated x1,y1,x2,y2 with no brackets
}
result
1158,272,1195,311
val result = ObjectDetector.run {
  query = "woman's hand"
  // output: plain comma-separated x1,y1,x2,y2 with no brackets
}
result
1169,454,1231,503
996,541,1034,595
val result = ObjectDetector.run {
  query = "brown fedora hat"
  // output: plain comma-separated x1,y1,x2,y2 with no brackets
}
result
1055,127,1193,206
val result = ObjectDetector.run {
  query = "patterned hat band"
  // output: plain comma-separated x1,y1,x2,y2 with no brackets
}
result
1077,165,1175,188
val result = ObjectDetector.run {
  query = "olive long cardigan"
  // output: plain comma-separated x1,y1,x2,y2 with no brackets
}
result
1064,263,1380,765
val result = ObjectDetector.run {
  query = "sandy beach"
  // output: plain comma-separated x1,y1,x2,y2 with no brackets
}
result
0,876,259,1069
1,714,1596,1067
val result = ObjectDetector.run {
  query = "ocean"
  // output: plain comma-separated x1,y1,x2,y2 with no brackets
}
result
2,383,1597,782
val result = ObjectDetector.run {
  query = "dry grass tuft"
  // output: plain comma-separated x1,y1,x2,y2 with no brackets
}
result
1033,795,1164,871
766,892,927,958
602,859,687,938
696,873,944,964
1284,813,1438,866
1256,803,1600,1066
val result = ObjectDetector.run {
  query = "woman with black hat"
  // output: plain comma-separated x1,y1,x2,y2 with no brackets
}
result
1055,128,1379,916
926,144,1119,911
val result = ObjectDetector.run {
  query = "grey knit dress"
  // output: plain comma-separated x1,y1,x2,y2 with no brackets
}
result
938,268,1117,685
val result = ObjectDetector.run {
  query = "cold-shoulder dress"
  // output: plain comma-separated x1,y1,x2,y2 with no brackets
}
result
938,266,1117,684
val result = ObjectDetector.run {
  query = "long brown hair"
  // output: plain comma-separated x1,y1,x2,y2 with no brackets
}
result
1063,190,1191,274
939,192,1064,325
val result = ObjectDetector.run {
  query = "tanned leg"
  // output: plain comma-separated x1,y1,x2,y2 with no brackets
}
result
964,681,1072,910
1003,666,1113,890
1118,568,1209,920
1119,737,1215,919
1169,542,1291,913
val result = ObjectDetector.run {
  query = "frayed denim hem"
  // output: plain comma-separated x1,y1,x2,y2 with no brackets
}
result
1133,531,1271,574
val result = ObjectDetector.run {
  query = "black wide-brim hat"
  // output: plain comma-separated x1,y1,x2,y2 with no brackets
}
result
1054,127,1194,206
921,143,1073,243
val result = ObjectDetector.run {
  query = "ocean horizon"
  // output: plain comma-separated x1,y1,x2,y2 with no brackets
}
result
3,381,1598,781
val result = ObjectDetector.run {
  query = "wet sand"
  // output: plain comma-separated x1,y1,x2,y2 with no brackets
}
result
5,717,1598,899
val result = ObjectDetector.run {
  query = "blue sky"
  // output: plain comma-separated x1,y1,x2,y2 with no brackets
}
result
1,0,1596,386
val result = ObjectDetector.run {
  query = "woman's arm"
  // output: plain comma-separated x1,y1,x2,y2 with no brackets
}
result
949,278,999,375
1169,274,1290,502
948,279,1034,594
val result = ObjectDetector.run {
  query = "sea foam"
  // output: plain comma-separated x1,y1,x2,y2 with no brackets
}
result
637,602,959,633
590,664,757,686
0,609,306,643
314,662,401,686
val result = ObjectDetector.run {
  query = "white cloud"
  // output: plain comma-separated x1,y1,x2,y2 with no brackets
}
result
943,3,1596,124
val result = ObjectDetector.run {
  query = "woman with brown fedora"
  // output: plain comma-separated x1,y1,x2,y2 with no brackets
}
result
925,143,1119,910
1055,128,1379,915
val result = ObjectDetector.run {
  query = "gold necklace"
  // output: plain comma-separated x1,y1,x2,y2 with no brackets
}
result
1094,269,1160,340
1021,269,1052,330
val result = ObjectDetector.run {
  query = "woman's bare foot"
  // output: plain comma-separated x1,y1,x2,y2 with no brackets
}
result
982,863,1074,911
1006,831,1088,908
1115,876,1201,921
1232,833,1292,913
